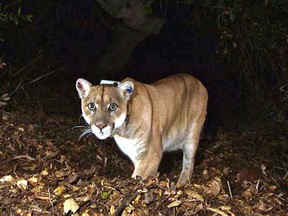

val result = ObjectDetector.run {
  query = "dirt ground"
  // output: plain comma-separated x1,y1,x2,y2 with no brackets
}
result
0,77,288,216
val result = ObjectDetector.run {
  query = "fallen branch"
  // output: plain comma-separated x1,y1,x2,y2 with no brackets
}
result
113,192,140,216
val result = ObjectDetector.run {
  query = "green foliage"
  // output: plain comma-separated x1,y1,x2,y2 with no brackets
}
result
180,0,288,130
0,3,33,42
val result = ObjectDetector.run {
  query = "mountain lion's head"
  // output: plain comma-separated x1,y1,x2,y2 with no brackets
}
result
76,79,134,140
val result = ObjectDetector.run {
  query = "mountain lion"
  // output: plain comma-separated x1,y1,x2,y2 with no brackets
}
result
76,73,208,184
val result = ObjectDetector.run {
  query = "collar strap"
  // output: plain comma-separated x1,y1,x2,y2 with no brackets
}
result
100,80,120,86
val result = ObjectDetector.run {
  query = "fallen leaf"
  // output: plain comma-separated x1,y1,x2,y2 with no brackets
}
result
16,209,23,214
219,205,231,211
223,167,231,175
194,203,204,214
167,200,182,208
54,185,67,196
145,177,155,187
207,207,229,216
68,172,80,184
55,169,69,178
182,201,196,208
16,179,28,190
31,185,44,193
237,168,260,185
0,101,8,106
125,205,135,213
28,176,38,186
63,198,79,214
134,194,142,204
242,187,253,197
144,191,154,204
268,185,277,191
101,191,110,199
41,169,49,176
75,194,91,202
185,190,204,202
110,205,115,215
183,203,204,216
18,127,25,132
254,200,273,212
0,175,15,183
210,179,222,196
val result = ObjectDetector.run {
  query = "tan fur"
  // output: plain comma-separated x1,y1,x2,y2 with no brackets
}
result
76,73,208,184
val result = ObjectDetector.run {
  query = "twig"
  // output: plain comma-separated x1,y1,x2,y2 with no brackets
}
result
9,79,23,96
13,154,35,160
280,83,288,102
13,50,43,76
0,154,35,166
154,194,170,210
73,200,92,215
113,192,140,216
271,177,280,187
3,0,21,10
23,67,66,87
255,179,260,193
40,151,59,163
48,188,55,212
227,180,233,199
284,170,288,180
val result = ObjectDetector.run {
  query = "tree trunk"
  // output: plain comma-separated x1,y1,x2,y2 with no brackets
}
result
94,0,164,79
96,24,148,79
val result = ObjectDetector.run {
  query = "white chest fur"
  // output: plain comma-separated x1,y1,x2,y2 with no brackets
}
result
114,135,142,164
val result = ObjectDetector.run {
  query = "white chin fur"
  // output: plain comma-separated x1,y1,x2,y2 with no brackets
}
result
91,125,112,140
95,133,110,140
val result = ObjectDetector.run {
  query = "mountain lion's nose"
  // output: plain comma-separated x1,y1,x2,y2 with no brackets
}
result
96,123,107,130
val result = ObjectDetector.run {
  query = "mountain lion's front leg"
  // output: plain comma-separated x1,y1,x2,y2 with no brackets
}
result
131,143,162,180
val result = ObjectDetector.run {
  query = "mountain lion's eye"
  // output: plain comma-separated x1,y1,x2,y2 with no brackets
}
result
109,103,118,111
87,102,96,111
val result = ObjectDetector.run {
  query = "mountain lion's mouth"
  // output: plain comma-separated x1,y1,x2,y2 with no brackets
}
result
91,124,112,140
94,131,111,140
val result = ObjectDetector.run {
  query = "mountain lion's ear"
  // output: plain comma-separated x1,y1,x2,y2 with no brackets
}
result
76,78,92,99
118,81,134,96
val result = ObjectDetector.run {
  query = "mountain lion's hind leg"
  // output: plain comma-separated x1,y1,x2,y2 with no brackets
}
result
178,116,205,185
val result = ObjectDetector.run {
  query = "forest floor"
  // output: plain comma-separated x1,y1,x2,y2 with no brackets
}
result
0,73,288,216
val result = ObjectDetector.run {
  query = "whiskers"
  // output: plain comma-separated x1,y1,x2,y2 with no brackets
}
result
73,125,93,141
79,127,93,141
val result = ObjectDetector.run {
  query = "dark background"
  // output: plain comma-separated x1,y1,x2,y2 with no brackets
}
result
1,0,287,133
